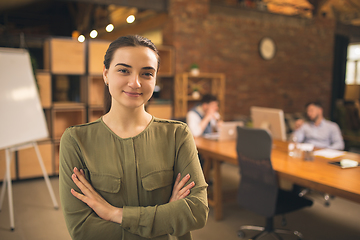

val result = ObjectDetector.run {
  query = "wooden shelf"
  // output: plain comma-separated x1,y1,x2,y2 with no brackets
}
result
53,102,85,109
174,73,225,118
17,140,53,179
36,71,52,108
52,74,87,104
52,104,86,139
147,101,173,119
0,149,16,181
88,107,105,122
88,40,111,75
53,141,60,175
88,76,105,107
157,45,174,77
44,38,85,74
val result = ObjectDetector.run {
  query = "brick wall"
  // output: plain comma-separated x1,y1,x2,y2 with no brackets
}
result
163,0,336,120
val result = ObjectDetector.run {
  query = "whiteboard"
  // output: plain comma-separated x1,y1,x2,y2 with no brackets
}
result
0,48,48,150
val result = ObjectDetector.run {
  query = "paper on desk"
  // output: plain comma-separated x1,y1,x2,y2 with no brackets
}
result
314,149,345,159
340,159,359,168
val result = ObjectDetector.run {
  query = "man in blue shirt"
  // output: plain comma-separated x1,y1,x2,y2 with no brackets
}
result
294,101,344,150
186,94,222,137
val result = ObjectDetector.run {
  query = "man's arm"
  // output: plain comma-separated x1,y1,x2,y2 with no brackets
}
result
293,124,306,143
186,111,204,137
329,123,345,150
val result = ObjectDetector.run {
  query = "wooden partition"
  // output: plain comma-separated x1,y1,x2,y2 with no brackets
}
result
88,107,104,122
44,38,85,74
0,149,16,181
52,103,86,139
17,141,53,179
36,71,52,108
88,76,105,106
88,40,110,75
157,46,174,77
147,102,173,119
53,141,60,175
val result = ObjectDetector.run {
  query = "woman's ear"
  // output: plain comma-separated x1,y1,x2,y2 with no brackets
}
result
103,66,108,85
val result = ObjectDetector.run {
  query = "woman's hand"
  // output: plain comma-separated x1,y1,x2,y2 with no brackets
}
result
169,173,195,203
71,167,123,224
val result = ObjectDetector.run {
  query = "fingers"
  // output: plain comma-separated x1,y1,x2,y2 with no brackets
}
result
177,180,195,198
169,173,196,202
71,188,86,202
174,173,181,187
71,167,95,201
73,167,93,191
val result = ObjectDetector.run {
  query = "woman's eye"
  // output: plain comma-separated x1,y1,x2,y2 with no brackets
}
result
143,72,154,77
118,69,129,74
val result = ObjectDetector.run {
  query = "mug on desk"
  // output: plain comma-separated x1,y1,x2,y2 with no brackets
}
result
300,143,315,161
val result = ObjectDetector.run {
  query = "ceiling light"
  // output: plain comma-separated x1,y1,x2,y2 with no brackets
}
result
106,23,114,32
126,15,135,24
72,30,80,39
78,35,85,43
90,30,98,38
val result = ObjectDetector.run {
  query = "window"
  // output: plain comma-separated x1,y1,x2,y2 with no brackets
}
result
345,43,360,85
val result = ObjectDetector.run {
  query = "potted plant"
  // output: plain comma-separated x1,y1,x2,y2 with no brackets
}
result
191,86,201,99
190,63,200,76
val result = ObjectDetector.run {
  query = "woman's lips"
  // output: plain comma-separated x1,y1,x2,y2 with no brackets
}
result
123,91,142,97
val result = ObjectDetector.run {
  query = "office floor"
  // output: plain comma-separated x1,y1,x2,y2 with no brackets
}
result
0,163,360,240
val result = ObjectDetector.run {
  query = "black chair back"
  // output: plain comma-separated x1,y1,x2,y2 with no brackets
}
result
236,126,278,217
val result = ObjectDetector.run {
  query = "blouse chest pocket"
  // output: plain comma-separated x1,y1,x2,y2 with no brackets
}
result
90,172,121,193
141,169,173,191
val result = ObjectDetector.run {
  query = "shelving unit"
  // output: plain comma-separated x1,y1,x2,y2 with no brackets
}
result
52,103,86,140
36,71,52,108
17,140,53,179
157,45,174,77
87,75,105,121
174,73,225,118
0,149,16,181
44,38,86,74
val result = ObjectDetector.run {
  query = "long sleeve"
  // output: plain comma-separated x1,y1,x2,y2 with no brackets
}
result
121,125,209,238
186,111,203,137
59,119,208,240
329,123,344,150
59,129,123,240
293,126,305,143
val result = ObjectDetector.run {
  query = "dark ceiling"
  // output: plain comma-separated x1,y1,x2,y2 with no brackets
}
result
0,0,167,36
1,0,360,49
1,1,75,37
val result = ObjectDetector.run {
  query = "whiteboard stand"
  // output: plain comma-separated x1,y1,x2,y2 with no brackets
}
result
0,141,59,230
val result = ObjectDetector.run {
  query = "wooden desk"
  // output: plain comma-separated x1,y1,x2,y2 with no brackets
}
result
195,137,360,221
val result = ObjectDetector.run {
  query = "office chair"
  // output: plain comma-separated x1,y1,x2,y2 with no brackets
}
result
236,127,313,240
297,187,334,207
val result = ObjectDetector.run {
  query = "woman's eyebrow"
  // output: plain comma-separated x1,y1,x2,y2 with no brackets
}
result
115,63,131,68
142,66,156,71
114,63,155,71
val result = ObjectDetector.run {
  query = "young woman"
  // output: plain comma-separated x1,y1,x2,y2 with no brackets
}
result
59,35,208,240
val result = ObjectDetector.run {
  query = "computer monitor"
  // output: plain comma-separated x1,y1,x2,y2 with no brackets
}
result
250,106,287,141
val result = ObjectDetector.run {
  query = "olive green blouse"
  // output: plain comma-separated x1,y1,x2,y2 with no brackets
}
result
59,117,208,240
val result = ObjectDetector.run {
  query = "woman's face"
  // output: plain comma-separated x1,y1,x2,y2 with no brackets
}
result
103,46,158,110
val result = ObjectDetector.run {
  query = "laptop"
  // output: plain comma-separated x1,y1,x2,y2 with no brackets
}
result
203,121,244,141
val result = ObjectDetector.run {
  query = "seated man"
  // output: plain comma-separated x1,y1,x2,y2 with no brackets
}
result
294,101,344,150
186,94,222,137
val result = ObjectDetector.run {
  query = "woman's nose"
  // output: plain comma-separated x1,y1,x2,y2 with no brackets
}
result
128,75,141,88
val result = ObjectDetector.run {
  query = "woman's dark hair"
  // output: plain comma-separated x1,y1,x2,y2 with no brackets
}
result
103,35,160,113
